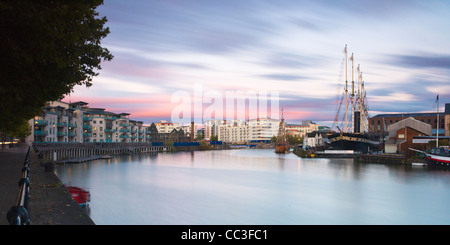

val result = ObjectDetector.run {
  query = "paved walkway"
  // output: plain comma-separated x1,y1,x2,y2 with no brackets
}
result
0,145,28,225
1,144,94,225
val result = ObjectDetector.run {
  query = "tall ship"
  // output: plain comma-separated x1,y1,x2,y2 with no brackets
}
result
275,109,289,153
328,45,380,154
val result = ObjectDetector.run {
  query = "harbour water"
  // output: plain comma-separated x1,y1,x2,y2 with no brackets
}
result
55,149,450,225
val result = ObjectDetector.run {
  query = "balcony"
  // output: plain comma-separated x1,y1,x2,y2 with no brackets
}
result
119,129,129,133
68,132,76,137
34,120,47,126
83,133,91,137
57,122,67,127
83,124,91,129
34,130,47,136
120,135,129,138
57,132,67,137
68,123,77,128
119,123,128,127
83,116,92,121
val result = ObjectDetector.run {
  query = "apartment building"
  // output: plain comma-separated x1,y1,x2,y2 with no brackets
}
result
27,101,147,143
217,120,248,143
27,100,198,144
248,118,280,142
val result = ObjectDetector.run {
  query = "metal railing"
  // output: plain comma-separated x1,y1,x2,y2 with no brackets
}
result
6,147,31,225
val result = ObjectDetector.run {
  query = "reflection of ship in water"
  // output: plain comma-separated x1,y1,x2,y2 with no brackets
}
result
328,45,380,154
275,109,289,153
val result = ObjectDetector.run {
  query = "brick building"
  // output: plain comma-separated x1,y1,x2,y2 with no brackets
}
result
369,103,450,137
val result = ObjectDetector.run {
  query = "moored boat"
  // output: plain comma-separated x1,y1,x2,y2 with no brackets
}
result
275,143,288,153
329,45,380,153
328,132,379,153
425,147,450,168
66,186,90,206
275,109,289,153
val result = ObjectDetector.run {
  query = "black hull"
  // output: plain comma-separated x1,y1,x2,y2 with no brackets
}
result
425,155,450,169
328,133,379,154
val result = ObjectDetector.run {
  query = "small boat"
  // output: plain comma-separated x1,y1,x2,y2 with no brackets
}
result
425,147,450,168
275,143,289,153
408,96,450,169
409,147,450,168
66,186,90,206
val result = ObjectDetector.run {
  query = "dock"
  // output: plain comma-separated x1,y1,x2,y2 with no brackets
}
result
314,150,355,158
354,153,406,164
56,155,103,164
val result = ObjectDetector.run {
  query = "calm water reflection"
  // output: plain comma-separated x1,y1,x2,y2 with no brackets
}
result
55,149,450,225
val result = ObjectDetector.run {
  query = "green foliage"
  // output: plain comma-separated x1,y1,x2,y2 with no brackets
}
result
210,135,219,141
0,0,113,133
287,134,302,145
270,136,277,142
196,131,204,140
428,139,449,148
199,140,213,150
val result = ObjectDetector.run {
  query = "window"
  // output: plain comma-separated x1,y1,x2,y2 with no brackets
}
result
93,120,96,124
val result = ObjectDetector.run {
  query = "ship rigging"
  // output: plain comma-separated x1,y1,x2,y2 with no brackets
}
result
328,44,380,153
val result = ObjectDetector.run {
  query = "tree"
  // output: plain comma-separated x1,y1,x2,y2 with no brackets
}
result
270,136,277,143
210,135,219,141
0,0,113,133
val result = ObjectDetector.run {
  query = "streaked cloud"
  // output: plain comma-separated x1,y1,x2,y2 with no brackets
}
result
64,0,450,127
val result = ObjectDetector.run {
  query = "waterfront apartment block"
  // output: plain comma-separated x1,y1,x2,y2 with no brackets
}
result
368,102,450,137
247,118,280,142
26,100,194,144
217,121,249,144
205,118,280,143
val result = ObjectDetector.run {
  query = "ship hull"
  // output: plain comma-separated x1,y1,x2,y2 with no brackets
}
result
275,144,289,153
425,148,450,168
328,133,379,154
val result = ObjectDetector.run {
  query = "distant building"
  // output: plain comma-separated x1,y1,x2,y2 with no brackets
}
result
303,132,323,149
247,118,280,142
369,103,450,137
204,119,226,140
217,122,248,144
384,117,432,158
26,100,192,144
286,121,318,138
155,120,180,134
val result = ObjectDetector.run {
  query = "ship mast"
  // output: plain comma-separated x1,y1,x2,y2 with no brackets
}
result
436,94,439,148
277,108,286,144
344,44,348,133
351,53,355,133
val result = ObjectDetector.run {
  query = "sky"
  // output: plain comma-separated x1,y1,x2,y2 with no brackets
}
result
64,0,450,128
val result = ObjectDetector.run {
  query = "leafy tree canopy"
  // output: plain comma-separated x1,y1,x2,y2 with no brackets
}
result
0,0,113,132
